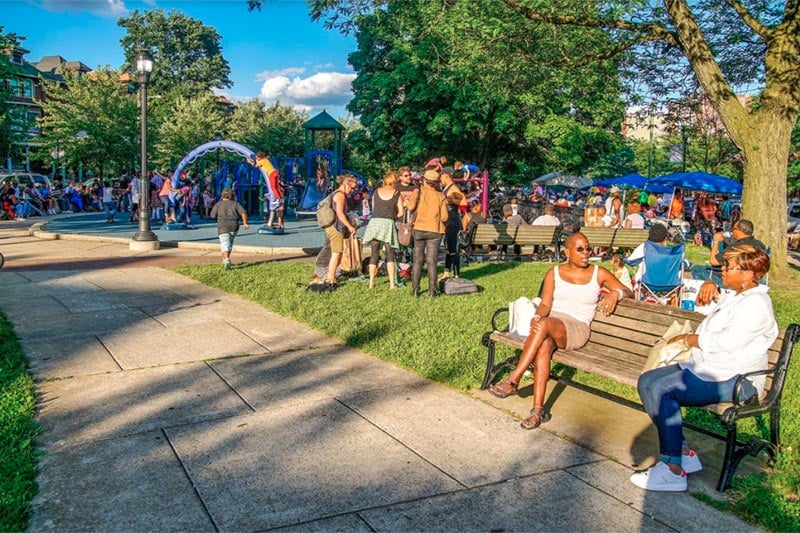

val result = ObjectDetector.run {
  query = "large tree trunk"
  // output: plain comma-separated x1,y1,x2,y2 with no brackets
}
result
738,112,791,279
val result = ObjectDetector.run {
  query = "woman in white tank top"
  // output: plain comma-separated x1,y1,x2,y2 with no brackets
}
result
489,232,633,429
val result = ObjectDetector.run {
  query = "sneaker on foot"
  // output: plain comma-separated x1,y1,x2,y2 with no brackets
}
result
682,450,703,474
222,260,231,270
630,462,687,492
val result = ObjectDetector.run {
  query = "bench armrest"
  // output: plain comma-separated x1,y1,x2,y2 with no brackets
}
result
731,369,773,408
491,307,509,332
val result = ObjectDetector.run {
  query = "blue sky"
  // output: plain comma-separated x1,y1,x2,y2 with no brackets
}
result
2,0,357,118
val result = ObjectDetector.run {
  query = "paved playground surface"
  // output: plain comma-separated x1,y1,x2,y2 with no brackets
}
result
0,216,762,531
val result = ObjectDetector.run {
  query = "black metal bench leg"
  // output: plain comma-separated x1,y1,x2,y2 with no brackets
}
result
481,333,496,389
717,426,738,491
770,402,781,452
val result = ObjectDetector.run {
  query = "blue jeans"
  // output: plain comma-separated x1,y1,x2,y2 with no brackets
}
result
690,265,722,286
638,365,755,465
104,201,116,218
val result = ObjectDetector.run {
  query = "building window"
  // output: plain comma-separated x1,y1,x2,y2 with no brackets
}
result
7,78,33,99
8,78,33,100
20,79,33,99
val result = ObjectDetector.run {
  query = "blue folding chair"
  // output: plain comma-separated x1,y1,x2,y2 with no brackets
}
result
636,241,685,307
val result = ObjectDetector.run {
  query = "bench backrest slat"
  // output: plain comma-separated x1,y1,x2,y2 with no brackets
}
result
513,225,559,246
612,228,648,250
576,227,616,247
473,223,516,246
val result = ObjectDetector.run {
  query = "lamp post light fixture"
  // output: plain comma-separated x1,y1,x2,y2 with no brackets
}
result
130,51,159,251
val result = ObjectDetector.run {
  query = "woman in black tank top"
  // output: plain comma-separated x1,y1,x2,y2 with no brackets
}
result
362,171,403,288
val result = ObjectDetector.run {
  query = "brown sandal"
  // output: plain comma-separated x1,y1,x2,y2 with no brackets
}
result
488,379,518,399
520,409,551,430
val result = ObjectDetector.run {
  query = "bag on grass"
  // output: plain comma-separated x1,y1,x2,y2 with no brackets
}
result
316,193,336,228
438,277,478,295
641,320,694,374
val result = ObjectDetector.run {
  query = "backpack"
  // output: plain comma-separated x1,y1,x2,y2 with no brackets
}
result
316,192,336,228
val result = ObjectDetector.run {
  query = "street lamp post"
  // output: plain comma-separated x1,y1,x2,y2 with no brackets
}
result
130,51,159,251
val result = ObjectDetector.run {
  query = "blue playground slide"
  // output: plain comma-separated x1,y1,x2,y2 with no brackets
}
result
296,181,327,214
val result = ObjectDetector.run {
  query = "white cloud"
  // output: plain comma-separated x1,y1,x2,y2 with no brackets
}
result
38,0,128,16
258,70,356,109
254,67,306,81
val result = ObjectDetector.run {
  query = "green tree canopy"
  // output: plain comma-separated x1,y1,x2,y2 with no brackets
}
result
154,92,227,168
37,68,139,177
343,0,625,181
227,100,306,157
118,8,232,98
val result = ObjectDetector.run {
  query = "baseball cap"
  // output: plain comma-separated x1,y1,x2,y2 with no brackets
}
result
423,170,440,182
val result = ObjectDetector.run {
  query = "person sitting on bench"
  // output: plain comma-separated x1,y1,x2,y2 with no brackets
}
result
488,232,633,429
631,245,777,492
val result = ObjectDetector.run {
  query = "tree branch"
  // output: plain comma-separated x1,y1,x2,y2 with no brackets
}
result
501,0,678,47
722,0,771,40
554,37,647,68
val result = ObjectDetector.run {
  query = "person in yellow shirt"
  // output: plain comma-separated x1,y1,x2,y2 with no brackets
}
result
249,151,284,230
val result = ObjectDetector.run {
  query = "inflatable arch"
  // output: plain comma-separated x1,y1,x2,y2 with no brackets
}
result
170,140,277,205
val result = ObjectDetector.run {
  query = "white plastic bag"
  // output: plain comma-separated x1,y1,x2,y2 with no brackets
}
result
508,297,542,338
641,320,694,374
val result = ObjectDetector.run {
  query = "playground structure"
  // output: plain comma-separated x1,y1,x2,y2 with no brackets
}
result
295,111,346,218
169,140,280,231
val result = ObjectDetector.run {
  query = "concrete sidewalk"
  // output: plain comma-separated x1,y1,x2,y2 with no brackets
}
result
0,222,759,531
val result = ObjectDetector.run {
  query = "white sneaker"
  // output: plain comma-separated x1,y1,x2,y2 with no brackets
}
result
630,462,687,492
682,450,703,474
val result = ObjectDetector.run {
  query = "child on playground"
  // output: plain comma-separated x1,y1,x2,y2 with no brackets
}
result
202,187,214,218
249,151,284,230
210,188,249,270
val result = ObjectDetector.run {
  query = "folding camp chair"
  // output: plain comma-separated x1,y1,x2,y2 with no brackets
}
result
635,241,685,307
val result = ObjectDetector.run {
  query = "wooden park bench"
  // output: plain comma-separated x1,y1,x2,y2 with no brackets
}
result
480,297,799,491
466,223,561,262
611,228,649,253
562,227,648,258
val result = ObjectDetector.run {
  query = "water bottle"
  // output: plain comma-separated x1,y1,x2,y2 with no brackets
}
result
681,300,695,312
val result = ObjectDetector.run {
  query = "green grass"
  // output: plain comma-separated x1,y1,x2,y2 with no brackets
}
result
175,247,800,531
0,312,40,531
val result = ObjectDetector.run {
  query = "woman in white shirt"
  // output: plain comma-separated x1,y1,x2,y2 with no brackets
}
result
623,202,646,229
631,245,777,492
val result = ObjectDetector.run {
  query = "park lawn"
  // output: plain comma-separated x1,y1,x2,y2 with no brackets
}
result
175,246,800,531
0,312,39,531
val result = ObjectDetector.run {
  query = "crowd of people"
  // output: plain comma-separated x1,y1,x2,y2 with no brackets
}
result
0,171,218,225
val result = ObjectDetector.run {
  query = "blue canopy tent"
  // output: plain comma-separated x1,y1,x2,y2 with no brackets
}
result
648,172,743,195
593,173,647,189
592,173,672,194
